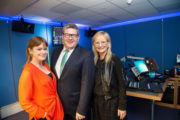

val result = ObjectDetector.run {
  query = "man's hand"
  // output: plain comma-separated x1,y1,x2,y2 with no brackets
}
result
118,109,126,120
76,112,85,120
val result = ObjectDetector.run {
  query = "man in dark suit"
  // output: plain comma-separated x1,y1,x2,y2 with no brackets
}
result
51,23,95,120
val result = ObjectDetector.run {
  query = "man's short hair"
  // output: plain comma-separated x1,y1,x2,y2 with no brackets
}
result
63,23,79,35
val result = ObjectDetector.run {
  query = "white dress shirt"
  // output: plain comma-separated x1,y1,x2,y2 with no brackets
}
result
55,47,74,79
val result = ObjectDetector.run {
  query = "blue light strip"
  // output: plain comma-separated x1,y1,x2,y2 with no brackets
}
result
96,11,180,30
0,16,89,29
0,16,10,20
1,11,180,29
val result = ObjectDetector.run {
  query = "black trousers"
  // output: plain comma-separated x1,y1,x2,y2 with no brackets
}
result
93,95,127,120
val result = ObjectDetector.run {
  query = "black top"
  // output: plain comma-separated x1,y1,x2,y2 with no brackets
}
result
94,59,105,95
48,73,53,79
93,54,127,110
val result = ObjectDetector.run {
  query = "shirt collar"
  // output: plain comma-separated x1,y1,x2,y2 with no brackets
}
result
62,46,74,53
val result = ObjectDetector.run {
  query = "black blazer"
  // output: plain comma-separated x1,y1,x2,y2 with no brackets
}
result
51,45,95,116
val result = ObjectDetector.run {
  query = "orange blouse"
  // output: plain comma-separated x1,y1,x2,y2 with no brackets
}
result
19,62,64,120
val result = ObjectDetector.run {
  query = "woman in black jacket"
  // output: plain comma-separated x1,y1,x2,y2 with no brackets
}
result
92,31,127,120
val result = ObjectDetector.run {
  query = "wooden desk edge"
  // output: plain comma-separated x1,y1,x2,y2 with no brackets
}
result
126,91,162,101
168,77,180,81
155,101,180,109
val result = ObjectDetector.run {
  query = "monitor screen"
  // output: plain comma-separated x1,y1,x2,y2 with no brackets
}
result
134,60,149,73
52,26,63,46
177,54,180,64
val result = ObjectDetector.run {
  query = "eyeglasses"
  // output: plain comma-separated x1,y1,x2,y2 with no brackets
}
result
63,33,79,39
94,41,108,46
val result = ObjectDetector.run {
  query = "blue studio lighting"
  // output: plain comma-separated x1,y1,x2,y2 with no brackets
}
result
96,11,180,30
0,16,10,21
0,11,180,29
0,16,89,29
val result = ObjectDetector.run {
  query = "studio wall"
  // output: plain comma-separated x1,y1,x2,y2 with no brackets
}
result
163,16,180,70
100,16,180,72
0,15,180,107
0,21,16,106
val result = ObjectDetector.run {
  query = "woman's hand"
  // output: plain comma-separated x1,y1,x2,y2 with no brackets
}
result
118,109,126,120
76,112,85,120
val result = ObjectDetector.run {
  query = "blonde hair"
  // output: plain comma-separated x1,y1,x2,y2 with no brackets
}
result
92,31,112,65
26,36,48,65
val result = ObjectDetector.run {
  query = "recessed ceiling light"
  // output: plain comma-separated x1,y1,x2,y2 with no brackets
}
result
127,0,133,5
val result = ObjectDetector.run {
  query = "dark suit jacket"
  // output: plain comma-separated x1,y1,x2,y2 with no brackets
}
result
51,45,95,117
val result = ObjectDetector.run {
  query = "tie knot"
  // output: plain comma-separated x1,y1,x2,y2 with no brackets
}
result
65,49,69,53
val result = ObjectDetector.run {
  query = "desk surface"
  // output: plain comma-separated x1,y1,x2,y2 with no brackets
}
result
126,79,168,101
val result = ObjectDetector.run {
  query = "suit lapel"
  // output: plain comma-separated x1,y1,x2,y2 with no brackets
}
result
61,45,80,76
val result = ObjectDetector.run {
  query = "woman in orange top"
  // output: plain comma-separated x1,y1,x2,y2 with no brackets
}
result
19,36,64,120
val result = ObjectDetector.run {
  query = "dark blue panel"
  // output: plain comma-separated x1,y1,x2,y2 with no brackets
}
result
100,20,163,72
100,26,126,59
0,20,16,106
78,29,92,51
10,26,33,102
164,16,180,70
125,20,162,72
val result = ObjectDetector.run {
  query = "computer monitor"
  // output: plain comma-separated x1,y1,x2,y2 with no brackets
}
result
134,60,149,74
52,26,63,46
144,58,159,71
177,54,180,64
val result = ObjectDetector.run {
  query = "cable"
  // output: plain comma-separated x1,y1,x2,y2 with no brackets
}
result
7,21,18,101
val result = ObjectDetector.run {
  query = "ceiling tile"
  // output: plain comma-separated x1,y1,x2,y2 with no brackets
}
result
21,7,64,19
53,15,72,22
88,1,119,14
69,9,99,18
50,2,83,15
0,0,38,16
66,0,106,8
0,0,179,28
108,0,146,8
150,0,180,7
104,9,136,20
160,8,180,14
86,14,115,23
122,0,158,17
30,0,66,10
